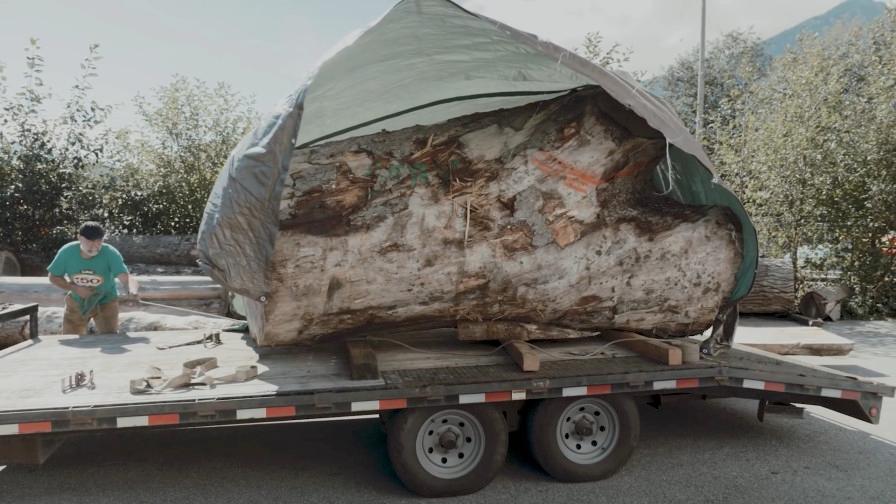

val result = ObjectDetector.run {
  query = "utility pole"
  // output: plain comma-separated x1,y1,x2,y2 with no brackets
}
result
696,0,706,143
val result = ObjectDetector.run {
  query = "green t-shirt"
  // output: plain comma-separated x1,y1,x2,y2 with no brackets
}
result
47,242,128,314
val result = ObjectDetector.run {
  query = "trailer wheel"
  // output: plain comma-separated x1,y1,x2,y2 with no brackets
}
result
527,395,639,482
386,405,508,497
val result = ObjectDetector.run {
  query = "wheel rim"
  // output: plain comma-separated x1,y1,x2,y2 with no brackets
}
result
415,409,486,479
555,398,620,464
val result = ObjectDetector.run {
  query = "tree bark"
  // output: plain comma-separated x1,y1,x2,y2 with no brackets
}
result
739,258,795,314
254,88,743,346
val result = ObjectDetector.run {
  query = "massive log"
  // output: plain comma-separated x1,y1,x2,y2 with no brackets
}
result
254,88,743,346
739,258,795,314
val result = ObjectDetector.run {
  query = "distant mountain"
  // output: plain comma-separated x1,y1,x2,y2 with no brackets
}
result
763,0,887,56
644,0,887,96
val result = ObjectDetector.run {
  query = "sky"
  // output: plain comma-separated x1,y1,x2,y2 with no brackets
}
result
0,0,856,128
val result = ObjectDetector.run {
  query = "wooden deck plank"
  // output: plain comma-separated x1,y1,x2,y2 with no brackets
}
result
601,330,683,366
0,329,640,413
0,330,384,412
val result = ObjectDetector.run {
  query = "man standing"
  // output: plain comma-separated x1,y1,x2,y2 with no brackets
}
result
47,222,137,335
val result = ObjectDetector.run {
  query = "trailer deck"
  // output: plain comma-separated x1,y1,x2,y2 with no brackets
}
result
1,329,891,441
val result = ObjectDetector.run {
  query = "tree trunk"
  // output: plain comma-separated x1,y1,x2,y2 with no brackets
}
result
105,235,198,266
739,258,795,314
0,276,226,315
799,285,850,320
0,250,21,276
254,88,743,346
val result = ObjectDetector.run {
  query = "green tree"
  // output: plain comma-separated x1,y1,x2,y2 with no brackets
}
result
715,11,896,316
96,76,258,234
0,39,111,262
655,30,770,156
577,31,635,72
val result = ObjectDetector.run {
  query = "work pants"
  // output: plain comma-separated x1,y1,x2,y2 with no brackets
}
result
62,294,119,335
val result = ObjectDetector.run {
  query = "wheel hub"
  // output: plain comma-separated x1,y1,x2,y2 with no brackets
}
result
556,399,620,464
415,409,486,479
438,429,460,450
573,416,595,437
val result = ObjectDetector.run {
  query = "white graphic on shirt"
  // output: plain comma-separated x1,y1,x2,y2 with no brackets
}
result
72,270,104,288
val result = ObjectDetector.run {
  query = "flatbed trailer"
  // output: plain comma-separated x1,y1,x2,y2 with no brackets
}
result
0,329,892,497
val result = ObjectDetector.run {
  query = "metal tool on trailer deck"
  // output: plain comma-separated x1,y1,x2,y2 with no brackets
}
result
61,370,95,393
155,331,222,350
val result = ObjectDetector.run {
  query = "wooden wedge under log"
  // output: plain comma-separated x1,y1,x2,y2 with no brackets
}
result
502,340,540,372
601,330,683,366
346,339,381,380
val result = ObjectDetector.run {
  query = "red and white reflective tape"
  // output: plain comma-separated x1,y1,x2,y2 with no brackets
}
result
236,406,297,420
458,390,526,404
652,378,701,390
116,413,180,428
821,388,862,400
742,379,787,392
562,384,612,397
350,398,408,412
0,421,52,436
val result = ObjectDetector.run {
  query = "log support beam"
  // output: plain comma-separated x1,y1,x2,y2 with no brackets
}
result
346,339,380,380
502,340,540,372
602,330,683,366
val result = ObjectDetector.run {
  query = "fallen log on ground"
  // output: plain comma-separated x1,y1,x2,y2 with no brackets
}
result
0,250,20,276
799,285,850,321
252,88,744,346
104,235,198,266
0,276,226,315
739,258,795,314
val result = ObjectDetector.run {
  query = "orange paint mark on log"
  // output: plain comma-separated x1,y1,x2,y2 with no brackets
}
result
531,151,650,194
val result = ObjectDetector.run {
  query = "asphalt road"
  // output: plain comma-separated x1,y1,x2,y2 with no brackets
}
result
2,395,895,504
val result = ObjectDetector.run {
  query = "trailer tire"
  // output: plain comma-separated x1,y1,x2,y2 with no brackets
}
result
527,395,639,482
386,405,508,497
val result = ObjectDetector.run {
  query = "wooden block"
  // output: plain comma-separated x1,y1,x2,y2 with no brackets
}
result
601,330,682,366
457,321,593,341
503,340,540,372
345,339,380,380
666,339,701,363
